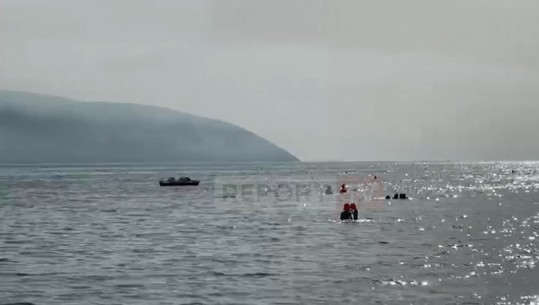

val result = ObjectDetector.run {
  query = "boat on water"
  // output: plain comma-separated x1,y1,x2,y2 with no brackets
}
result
159,176,200,187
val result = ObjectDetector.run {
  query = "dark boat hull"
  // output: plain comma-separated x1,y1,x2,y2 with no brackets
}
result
159,181,200,187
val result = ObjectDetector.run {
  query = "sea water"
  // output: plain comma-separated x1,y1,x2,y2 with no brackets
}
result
0,162,538,304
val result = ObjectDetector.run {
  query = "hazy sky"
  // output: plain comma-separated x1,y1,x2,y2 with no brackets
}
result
1,0,539,161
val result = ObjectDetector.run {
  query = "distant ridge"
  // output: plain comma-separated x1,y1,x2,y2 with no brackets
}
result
0,91,299,163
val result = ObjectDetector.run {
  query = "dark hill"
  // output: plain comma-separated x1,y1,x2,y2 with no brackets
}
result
0,91,298,163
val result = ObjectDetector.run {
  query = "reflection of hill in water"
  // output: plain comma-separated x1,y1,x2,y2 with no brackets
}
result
0,91,298,163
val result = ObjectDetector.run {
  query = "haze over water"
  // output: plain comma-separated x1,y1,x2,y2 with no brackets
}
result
1,162,538,304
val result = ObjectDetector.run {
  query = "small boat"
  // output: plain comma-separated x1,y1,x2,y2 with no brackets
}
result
159,176,200,187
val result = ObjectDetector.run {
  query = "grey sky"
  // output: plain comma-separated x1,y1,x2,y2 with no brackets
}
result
1,0,538,161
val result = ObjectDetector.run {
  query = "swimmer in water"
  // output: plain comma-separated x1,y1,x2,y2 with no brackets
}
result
350,203,358,221
340,203,353,221
339,184,347,194
325,185,333,195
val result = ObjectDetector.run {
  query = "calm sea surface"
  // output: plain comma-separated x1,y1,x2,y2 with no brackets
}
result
1,162,538,305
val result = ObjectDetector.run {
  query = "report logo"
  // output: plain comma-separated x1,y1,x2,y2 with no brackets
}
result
213,176,315,203
213,174,386,211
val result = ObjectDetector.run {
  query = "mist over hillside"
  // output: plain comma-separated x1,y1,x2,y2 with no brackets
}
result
0,91,298,163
